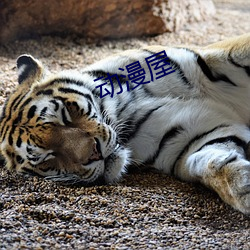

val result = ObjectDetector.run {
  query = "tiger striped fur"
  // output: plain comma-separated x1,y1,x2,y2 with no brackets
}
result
1,33,250,214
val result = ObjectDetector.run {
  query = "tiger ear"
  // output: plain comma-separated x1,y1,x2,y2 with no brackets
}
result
17,55,44,86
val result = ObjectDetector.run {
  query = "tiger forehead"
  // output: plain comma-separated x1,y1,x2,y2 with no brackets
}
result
2,82,97,130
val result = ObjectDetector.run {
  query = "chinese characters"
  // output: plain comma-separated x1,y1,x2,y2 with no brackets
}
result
94,50,175,98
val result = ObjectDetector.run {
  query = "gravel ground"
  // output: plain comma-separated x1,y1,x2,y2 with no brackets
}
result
0,0,250,249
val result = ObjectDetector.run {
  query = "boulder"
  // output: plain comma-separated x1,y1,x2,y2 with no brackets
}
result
0,0,215,44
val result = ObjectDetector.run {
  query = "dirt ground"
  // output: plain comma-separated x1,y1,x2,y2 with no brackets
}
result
0,0,250,249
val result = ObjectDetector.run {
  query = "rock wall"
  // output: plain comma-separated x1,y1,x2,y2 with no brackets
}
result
0,0,215,44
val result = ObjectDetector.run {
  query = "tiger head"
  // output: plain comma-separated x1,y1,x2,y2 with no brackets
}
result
0,55,130,185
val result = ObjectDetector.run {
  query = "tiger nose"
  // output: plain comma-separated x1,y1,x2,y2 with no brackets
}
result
89,138,103,161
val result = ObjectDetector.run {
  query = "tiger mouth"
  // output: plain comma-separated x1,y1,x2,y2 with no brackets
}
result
104,143,120,165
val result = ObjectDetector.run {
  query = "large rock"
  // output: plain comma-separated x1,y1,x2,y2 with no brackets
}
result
0,0,215,44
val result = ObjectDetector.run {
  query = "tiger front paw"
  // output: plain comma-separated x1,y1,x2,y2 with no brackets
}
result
206,156,250,214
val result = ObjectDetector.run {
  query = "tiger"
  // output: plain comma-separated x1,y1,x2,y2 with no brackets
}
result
1,33,250,214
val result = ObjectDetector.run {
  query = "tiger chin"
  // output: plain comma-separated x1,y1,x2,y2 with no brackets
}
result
1,33,250,215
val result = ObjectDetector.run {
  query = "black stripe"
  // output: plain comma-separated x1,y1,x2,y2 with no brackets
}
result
145,126,183,165
27,156,40,162
88,70,128,86
168,58,190,86
0,101,7,123
8,114,22,145
36,89,54,96
49,77,96,103
116,90,136,120
0,94,26,134
19,128,24,136
178,47,234,86
16,155,24,164
49,78,86,87
143,86,155,97
1,125,9,142
16,128,24,148
58,87,85,96
8,132,13,145
0,116,8,138
84,93,95,106
53,96,68,104
26,145,33,154
16,136,22,148
196,55,237,87
224,155,237,165
6,150,12,158
90,113,97,119
8,114,20,145
228,50,250,77
15,110,23,125
35,108,48,122
12,94,26,111
61,108,71,125
27,105,37,119
0,105,11,134
92,87,100,98
180,47,238,87
143,49,191,86
0,154,6,166
124,105,163,142
89,70,129,97
50,100,59,111
40,107,48,117
75,102,81,111
195,135,247,153
13,117,19,126
58,87,95,105
116,95,132,119
117,101,129,118
85,102,92,116
88,70,109,80
2,95,27,141
20,97,33,110
171,124,230,175
22,167,43,177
